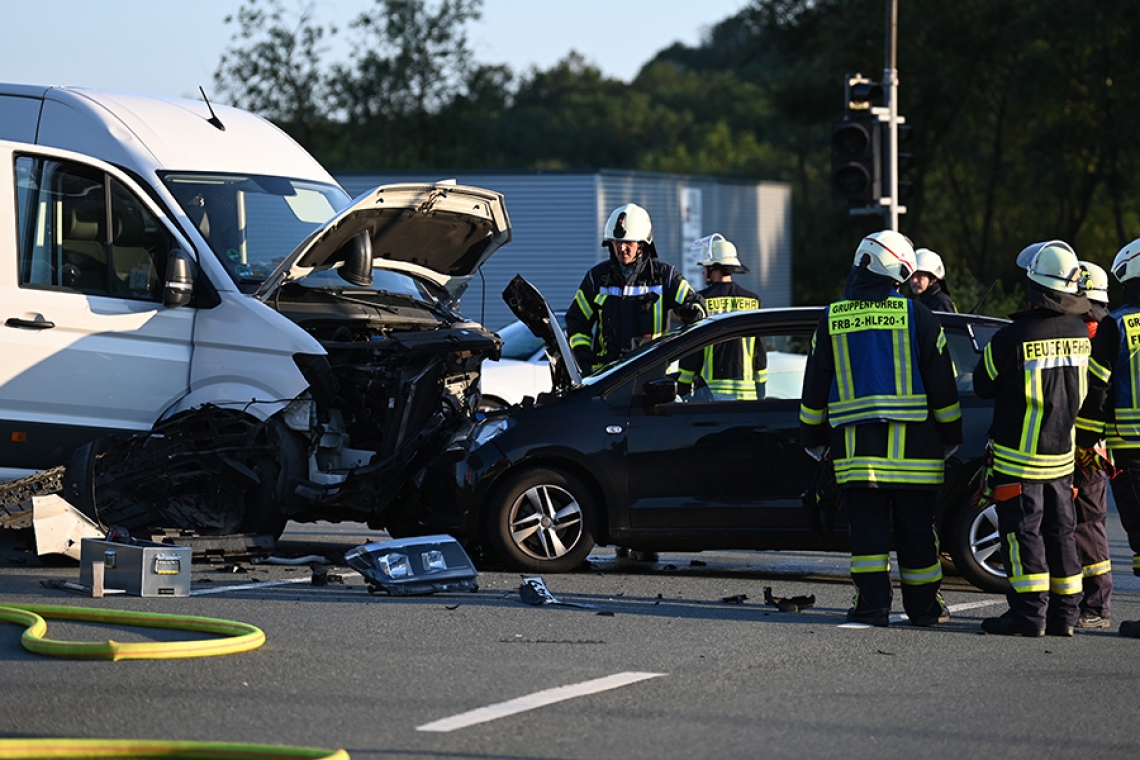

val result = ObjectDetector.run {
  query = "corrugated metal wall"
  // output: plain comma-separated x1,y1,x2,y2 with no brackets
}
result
337,170,791,329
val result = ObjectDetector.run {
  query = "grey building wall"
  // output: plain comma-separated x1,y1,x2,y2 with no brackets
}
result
337,170,791,330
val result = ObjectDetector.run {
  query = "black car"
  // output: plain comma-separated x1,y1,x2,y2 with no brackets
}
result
400,277,1010,593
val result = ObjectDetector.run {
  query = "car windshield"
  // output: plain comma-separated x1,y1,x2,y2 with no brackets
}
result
160,171,350,286
296,267,443,304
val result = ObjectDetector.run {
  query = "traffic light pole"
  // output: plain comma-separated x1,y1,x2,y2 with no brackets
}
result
884,0,902,231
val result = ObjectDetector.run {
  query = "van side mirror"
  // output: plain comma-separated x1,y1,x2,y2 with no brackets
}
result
163,250,195,308
338,232,373,288
642,377,679,406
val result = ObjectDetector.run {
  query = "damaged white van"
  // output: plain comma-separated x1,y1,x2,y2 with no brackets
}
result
0,84,510,538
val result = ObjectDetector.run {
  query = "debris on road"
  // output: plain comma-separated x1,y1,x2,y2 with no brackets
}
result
763,587,816,613
518,577,597,609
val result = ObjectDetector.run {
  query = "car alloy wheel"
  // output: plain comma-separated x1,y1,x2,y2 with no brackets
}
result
486,466,597,572
949,498,1011,594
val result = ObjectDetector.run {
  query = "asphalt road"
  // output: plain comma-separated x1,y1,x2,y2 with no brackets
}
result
2,514,1139,760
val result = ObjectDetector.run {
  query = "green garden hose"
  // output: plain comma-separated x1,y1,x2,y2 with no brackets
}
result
0,604,264,660
0,738,347,760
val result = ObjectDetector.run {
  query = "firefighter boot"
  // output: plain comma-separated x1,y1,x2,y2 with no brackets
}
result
981,611,1045,637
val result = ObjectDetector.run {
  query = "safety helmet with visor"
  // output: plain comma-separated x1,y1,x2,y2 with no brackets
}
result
693,233,750,274
1016,240,1082,294
1078,260,1110,304
1111,239,1140,283
914,248,946,280
854,230,917,283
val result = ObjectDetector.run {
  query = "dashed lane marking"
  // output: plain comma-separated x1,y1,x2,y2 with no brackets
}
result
416,671,667,732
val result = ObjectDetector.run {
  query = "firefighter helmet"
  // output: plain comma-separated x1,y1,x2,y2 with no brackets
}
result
914,248,946,280
602,203,653,244
1079,261,1109,303
1111,239,1140,283
1017,240,1081,294
853,230,917,283
694,233,749,274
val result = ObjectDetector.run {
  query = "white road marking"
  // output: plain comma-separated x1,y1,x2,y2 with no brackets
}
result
190,577,311,596
416,671,667,733
839,598,1005,628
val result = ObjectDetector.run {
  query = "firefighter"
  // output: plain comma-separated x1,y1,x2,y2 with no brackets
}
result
1070,261,1114,629
677,234,767,400
566,203,706,375
974,241,1090,637
909,248,957,313
1076,240,1140,638
800,230,962,627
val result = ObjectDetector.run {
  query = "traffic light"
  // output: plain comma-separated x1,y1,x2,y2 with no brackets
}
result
831,74,884,204
831,115,881,202
893,123,914,199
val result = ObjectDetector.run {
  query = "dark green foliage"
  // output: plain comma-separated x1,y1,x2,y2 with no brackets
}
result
213,0,1140,313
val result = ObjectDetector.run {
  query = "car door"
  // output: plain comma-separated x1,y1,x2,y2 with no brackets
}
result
0,145,195,476
621,317,821,538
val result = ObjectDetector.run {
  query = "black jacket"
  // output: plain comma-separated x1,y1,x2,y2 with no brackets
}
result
918,281,956,313
566,252,703,372
973,284,1091,480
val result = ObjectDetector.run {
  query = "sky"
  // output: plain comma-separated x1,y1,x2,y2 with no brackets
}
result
1,0,750,101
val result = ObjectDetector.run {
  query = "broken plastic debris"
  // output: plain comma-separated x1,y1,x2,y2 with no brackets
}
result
763,587,816,613
721,594,748,604
518,577,597,609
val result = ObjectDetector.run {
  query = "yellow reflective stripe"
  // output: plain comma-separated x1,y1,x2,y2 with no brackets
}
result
936,329,947,353
569,333,593,349
899,562,943,585
1050,574,1083,595
888,422,905,462
828,395,929,425
800,405,826,425
755,368,768,382
1089,357,1111,383
983,343,998,380
573,290,593,319
1133,555,1140,572
1019,367,1043,454
833,457,945,486
1082,560,1111,577
1075,415,1106,435
1009,573,1050,593
992,442,1074,479
851,554,891,574
678,367,697,384
894,323,910,395
706,378,759,398
833,330,855,402
933,402,962,423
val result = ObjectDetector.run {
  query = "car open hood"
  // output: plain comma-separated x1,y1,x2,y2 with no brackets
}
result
256,181,512,300
502,275,583,393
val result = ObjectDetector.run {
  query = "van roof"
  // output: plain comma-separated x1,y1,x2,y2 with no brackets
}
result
0,83,339,186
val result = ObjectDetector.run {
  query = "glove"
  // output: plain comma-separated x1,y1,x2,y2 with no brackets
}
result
804,446,829,462
944,444,959,461
675,301,706,325
1076,445,1115,476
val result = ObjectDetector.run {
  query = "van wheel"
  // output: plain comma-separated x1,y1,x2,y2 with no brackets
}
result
485,466,596,573
948,498,1010,594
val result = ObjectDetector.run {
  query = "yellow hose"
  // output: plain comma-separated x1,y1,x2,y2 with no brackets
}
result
0,739,347,760
0,604,264,660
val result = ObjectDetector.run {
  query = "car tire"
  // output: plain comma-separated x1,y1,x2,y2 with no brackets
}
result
485,466,597,572
239,455,287,539
948,498,1011,594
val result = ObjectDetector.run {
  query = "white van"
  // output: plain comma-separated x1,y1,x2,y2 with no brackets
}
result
0,84,510,537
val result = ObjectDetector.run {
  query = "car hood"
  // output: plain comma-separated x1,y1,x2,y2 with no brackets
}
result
503,275,583,393
256,181,512,300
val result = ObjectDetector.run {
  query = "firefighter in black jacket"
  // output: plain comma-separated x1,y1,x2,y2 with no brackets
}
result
678,234,767,400
974,241,1090,637
800,230,963,627
909,248,957,313
566,203,705,375
1076,239,1140,638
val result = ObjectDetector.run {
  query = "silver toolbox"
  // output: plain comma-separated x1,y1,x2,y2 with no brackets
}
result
78,538,192,597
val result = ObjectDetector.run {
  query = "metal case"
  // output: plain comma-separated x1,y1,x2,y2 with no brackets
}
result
78,538,192,597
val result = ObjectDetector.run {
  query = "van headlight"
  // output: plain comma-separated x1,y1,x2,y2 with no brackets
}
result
344,535,478,595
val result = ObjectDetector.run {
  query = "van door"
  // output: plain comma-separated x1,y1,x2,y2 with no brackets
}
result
0,145,195,477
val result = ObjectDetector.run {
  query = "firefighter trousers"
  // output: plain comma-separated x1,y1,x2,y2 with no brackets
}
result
993,473,1082,628
846,487,943,619
1108,449,1140,577
1073,466,1112,617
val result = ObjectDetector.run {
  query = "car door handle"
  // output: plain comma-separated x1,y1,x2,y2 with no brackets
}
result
5,316,56,330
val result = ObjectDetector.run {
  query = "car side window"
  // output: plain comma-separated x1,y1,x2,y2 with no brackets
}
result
672,330,812,403
944,328,980,395
14,156,171,301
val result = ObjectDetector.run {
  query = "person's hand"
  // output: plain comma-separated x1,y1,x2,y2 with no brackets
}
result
676,301,706,324
805,446,829,462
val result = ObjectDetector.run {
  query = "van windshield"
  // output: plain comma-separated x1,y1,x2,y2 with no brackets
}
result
160,172,350,287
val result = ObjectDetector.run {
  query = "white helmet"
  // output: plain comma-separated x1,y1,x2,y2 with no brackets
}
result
914,248,945,280
693,233,749,273
602,203,653,244
1079,261,1110,303
1111,239,1140,283
1016,240,1081,294
854,230,917,282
